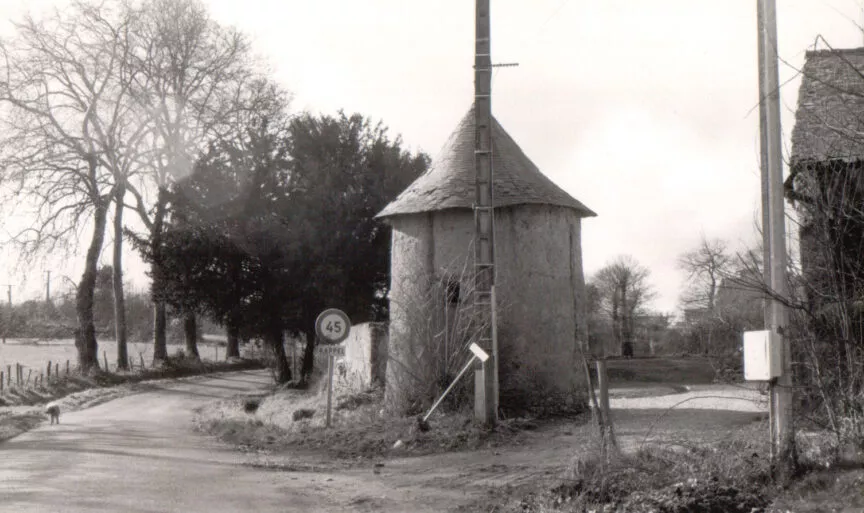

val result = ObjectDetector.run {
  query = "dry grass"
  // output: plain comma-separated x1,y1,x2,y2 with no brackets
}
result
488,420,864,512
770,467,864,512
495,435,774,513
194,372,543,460
765,430,864,512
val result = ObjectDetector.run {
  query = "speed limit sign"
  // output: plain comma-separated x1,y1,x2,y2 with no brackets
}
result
315,308,351,345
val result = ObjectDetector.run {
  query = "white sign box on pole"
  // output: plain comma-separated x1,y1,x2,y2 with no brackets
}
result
743,330,782,381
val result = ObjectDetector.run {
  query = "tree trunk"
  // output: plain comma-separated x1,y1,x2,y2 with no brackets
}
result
76,199,109,373
112,182,128,370
226,318,240,359
153,302,167,362
265,322,291,383
151,187,169,363
301,326,316,384
184,311,199,360
612,290,622,356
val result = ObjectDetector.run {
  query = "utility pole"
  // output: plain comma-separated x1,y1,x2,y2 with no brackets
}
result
757,0,794,465
45,270,51,304
756,0,775,459
473,0,497,426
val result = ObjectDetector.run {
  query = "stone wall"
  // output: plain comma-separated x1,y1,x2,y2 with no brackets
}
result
335,322,388,391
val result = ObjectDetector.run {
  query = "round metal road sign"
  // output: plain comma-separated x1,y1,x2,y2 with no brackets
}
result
315,309,351,345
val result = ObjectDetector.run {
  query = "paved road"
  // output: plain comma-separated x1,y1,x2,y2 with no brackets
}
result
0,370,770,513
0,370,348,513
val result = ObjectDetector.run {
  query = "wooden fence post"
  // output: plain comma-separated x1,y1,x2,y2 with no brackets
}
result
103,351,108,371
47,361,52,379
55,362,59,380
6,365,10,387
595,359,617,450
66,360,70,376
1,371,4,393
26,369,31,385
139,353,145,369
39,372,43,388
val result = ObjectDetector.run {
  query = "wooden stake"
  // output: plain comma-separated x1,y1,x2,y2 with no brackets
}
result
47,360,52,379
596,360,618,450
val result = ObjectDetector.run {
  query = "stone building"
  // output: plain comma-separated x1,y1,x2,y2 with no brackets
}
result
789,48,864,312
376,105,596,413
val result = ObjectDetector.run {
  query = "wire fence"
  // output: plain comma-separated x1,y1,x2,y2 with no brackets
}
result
0,342,236,397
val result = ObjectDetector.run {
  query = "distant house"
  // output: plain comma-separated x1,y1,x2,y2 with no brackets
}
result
682,307,711,325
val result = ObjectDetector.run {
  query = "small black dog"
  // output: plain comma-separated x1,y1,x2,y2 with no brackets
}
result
45,403,60,425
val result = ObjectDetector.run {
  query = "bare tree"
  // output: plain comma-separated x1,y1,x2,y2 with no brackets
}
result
123,0,260,363
677,237,733,313
590,256,655,357
0,1,145,372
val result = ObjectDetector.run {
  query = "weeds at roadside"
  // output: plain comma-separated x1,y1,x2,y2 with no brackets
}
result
499,438,774,513
193,385,558,461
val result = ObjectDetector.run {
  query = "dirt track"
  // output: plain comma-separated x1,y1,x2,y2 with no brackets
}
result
0,370,768,512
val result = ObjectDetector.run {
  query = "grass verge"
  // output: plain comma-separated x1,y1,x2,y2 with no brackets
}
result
194,385,557,461
0,356,264,443
497,438,775,513
490,427,864,512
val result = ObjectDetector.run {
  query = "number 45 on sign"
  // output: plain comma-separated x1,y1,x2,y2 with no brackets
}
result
315,309,351,345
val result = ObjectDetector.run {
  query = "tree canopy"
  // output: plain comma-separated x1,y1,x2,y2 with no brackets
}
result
156,110,428,382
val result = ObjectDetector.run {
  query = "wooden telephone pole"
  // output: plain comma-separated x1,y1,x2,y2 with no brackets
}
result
473,0,497,426
757,0,794,464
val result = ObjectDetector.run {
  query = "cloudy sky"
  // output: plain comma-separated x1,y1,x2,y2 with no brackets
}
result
2,0,864,313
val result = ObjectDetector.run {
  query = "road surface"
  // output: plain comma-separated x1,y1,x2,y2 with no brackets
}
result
0,371,365,512
0,370,767,512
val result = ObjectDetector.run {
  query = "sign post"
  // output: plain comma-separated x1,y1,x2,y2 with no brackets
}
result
315,309,351,428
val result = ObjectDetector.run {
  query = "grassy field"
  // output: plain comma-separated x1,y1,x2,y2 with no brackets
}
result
604,357,719,384
0,337,230,375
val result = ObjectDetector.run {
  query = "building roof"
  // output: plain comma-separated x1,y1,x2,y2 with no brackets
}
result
376,105,596,218
791,48,864,166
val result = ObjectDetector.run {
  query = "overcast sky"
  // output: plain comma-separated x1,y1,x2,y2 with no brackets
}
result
2,0,864,313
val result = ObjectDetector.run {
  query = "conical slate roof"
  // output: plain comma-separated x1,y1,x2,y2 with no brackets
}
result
791,48,864,165
376,106,596,218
